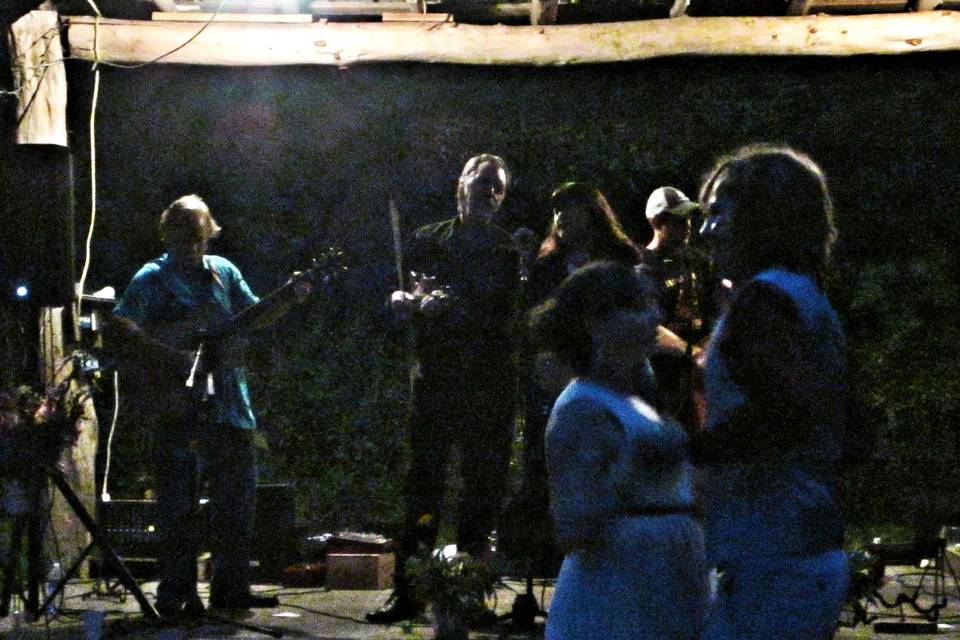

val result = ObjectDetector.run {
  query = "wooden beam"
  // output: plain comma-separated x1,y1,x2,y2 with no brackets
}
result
307,1,424,15
198,0,301,11
788,0,907,15
8,10,68,146
382,12,451,21
152,11,314,21
65,12,960,67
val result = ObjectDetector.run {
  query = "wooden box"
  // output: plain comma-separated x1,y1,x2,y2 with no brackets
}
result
326,553,394,590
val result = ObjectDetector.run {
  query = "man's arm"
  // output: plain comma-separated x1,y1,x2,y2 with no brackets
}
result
213,258,312,333
106,314,193,379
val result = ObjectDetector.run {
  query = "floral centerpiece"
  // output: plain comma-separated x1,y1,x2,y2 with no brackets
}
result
407,549,504,640
0,381,86,478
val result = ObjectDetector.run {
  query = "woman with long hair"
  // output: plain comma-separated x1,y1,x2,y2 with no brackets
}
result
501,183,646,578
695,144,847,639
529,182,641,305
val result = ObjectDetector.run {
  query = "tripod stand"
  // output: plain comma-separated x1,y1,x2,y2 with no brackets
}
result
496,381,558,631
0,465,159,620
499,574,549,630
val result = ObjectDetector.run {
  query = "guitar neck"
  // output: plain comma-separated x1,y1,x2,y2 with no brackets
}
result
206,251,343,340
214,280,298,339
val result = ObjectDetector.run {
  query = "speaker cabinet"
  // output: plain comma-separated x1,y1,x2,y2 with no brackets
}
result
96,485,296,583
252,484,297,582
0,145,76,306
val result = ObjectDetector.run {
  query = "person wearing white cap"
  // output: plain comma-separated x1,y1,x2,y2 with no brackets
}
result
638,186,715,430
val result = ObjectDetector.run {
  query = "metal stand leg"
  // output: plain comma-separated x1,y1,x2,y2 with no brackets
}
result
44,467,160,620
0,516,27,617
47,468,284,637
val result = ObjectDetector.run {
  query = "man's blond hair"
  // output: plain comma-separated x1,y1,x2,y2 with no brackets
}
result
159,194,222,242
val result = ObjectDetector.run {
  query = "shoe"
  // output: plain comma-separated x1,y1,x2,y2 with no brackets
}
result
365,591,424,623
209,591,280,610
156,594,205,621
182,595,206,619
473,606,501,628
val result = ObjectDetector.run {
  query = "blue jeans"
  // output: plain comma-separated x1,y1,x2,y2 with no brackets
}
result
703,549,849,640
154,422,257,604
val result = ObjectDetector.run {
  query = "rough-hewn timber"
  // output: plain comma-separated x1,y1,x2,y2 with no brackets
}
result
9,10,68,146
65,11,960,67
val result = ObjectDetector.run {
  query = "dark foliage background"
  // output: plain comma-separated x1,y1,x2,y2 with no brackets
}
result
4,49,960,540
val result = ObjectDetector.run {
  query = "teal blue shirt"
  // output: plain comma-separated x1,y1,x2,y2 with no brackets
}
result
114,254,260,429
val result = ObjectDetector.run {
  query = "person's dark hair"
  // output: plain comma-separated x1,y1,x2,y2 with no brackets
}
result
159,194,221,242
529,261,656,376
538,182,641,265
699,144,837,277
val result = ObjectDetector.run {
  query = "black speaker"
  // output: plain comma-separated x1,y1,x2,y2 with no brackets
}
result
0,145,76,306
96,499,162,579
252,484,297,583
96,485,296,583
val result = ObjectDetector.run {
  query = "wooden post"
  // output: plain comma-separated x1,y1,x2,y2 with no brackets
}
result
51,377,99,581
530,0,558,26
21,141,88,578
915,0,960,8
39,306,65,389
8,10,68,147
38,306,98,581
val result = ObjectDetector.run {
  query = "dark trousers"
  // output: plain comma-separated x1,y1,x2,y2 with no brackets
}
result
397,364,516,588
154,422,257,604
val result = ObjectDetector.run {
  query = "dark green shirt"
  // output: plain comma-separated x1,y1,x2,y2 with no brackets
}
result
407,217,520,377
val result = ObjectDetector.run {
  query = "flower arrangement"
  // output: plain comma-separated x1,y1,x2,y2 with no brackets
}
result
0,381,86,478
406,548,504,632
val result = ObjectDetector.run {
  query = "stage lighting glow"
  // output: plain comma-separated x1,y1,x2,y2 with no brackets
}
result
15,285,29,299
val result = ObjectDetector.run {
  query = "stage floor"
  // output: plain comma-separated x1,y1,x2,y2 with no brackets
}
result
0,578,551,639
3,574,960,639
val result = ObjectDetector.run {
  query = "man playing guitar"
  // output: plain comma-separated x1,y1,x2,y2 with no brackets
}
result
110,194,310,619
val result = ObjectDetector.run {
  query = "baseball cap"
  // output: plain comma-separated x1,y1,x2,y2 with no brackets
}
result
645,186,700,221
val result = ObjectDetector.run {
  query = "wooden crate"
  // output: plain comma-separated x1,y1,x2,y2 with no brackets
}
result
326,553,395,590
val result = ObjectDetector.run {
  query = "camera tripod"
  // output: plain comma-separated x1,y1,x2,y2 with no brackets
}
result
0,465,159,620
1,466,285,637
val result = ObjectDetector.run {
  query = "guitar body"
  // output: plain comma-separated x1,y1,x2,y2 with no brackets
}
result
117,299,246,429
114,248,346,430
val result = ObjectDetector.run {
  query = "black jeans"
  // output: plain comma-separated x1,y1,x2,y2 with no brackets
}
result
154,422,257,603
397,364,516,585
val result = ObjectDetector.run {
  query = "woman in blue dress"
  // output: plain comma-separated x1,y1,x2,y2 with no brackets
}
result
695,144,848,639
529,261,708,640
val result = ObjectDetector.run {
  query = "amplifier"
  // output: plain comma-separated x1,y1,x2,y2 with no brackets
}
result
100,499,160,557
95,499,164,579
96,485,296,583
252,484,297,582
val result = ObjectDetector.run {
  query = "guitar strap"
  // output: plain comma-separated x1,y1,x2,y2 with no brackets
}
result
204,256,225,290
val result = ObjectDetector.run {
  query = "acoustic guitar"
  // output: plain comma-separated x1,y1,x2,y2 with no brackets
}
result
119,248,347,423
